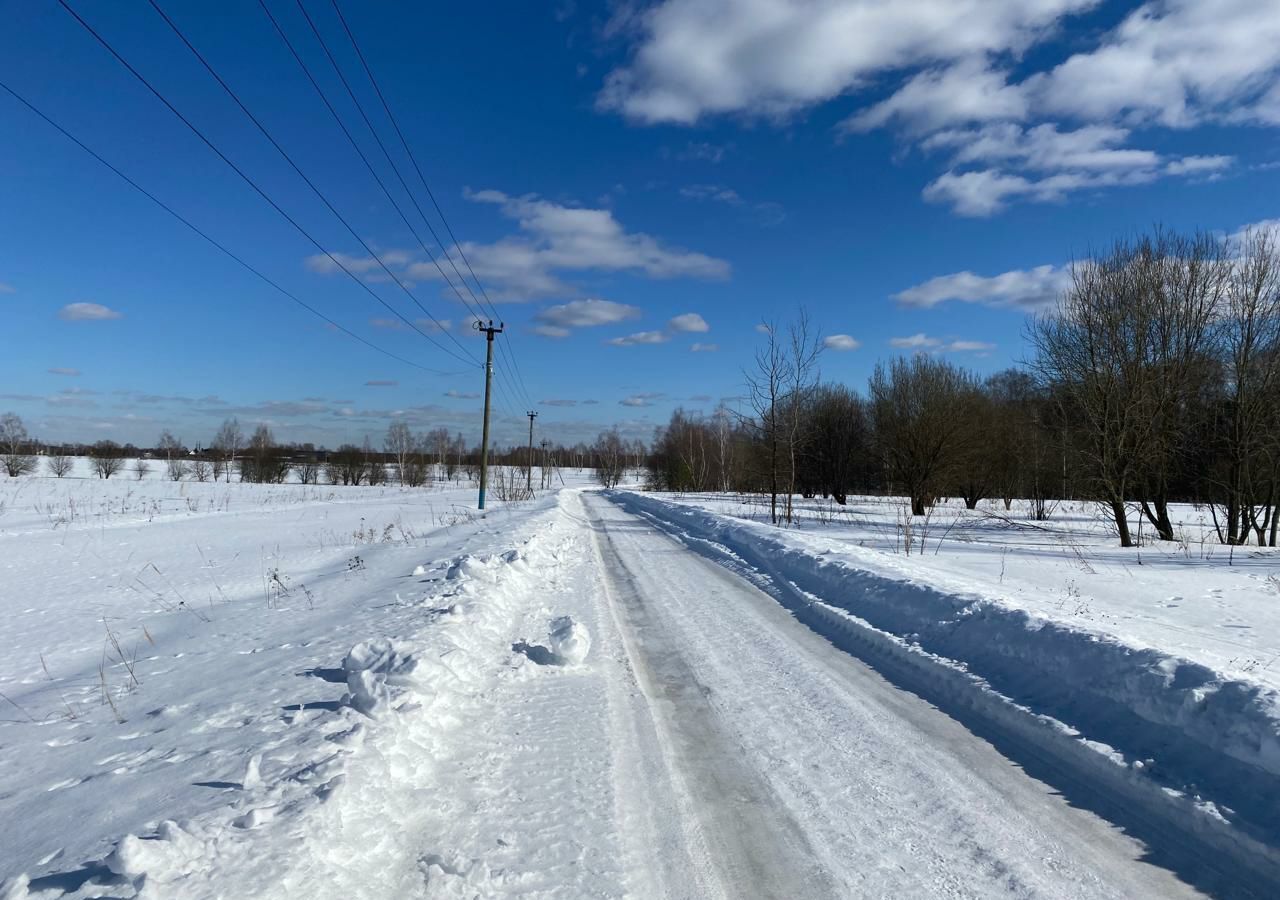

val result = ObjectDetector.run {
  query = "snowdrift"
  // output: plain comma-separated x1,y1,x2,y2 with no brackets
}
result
614,491,1280,880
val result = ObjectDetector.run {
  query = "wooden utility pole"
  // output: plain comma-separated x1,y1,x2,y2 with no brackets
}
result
525,410,538,494
475,319,504,509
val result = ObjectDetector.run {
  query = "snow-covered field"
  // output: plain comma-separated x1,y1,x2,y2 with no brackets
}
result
3,472,1280,898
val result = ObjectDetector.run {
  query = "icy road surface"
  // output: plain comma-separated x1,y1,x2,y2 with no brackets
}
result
568,492,1210,899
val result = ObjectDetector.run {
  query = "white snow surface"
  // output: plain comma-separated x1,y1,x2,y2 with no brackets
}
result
2,471,1279,898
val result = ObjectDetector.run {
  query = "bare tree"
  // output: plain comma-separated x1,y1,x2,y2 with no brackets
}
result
869,356,980,516
158,430,187,481
294,458,321,485
1030,231,1223,545
593,429,627,488
744,321,787,523
191,458,212,482
132,458,150,481
781,310,823,522
240,424,290,483
385,421,414,484
213,418,243,483
91,440,124,479
1209,228,1280,545
46,452,74,478
0,413,37,477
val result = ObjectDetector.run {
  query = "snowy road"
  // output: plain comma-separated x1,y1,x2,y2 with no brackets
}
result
576,492,1215,899
3,483,1269,898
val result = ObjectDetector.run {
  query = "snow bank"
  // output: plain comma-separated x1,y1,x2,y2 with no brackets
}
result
7,496,579,899
614,491,1280,876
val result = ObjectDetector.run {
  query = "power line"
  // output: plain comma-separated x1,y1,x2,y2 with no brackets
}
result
54,0,470,370
284,1,486,321
258,0,489,339
0,78,460,377
140,0,479,367
328,0,538,408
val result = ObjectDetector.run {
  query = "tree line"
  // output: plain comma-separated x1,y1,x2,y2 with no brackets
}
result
0,412,648,491
645,227,1280,547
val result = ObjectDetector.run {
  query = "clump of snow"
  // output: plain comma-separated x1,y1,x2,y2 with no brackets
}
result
549,616,591,665
343,638,423,717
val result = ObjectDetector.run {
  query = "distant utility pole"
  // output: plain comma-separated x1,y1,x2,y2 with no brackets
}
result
540,439,550,489
525,411,538,494
474,319,504,510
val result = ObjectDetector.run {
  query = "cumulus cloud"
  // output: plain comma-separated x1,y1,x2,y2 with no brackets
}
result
533,298,641,338
620,392,664,407
307,191,728,302
668,312,709,333
601,0,1270,214
915,124,1234,215
890,333,995,353
48,368,81,376
444,389,481,400
59,302,122,321
608,330,669,346
690,342,718,352
823,334,861,351
599,0,1093,124
894,264,1070,310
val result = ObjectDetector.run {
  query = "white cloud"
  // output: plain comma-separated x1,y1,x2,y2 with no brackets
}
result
602,0,1271,216
365,380,398,387
889,333,993,353
620,392,664,407
59,302,122,321
599,0,1095,124
535,298,641,329
890,332,941,349
754,323,772,334
690,342,718,352
1031,0,1280,128
531,324,571,339
823,334,861,351
918,124,1233,215
466,189,730,282
668,312,710,333
48,368,82,376
0,282,14,294
370,318,406,330
539,399,579,407
307,191,728,302
894,264,1069,310
444,390,481,400
845,60,1028,135
608,330,670,346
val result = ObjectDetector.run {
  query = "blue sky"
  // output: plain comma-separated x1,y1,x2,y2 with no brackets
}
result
2,0,1278,448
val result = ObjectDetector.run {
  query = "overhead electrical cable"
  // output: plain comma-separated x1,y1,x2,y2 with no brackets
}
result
257,0,490,340
139,0,479,366
0,78,459,377
54,0,475,369
329,0,538,408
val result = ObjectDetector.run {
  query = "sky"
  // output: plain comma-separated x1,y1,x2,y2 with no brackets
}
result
2,0,1279,449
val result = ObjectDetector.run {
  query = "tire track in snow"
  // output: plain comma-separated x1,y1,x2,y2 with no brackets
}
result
583,492,1214,899
584,495,837,900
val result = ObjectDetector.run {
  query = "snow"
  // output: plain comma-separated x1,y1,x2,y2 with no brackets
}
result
2,468,1278,897
547,616,591,665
